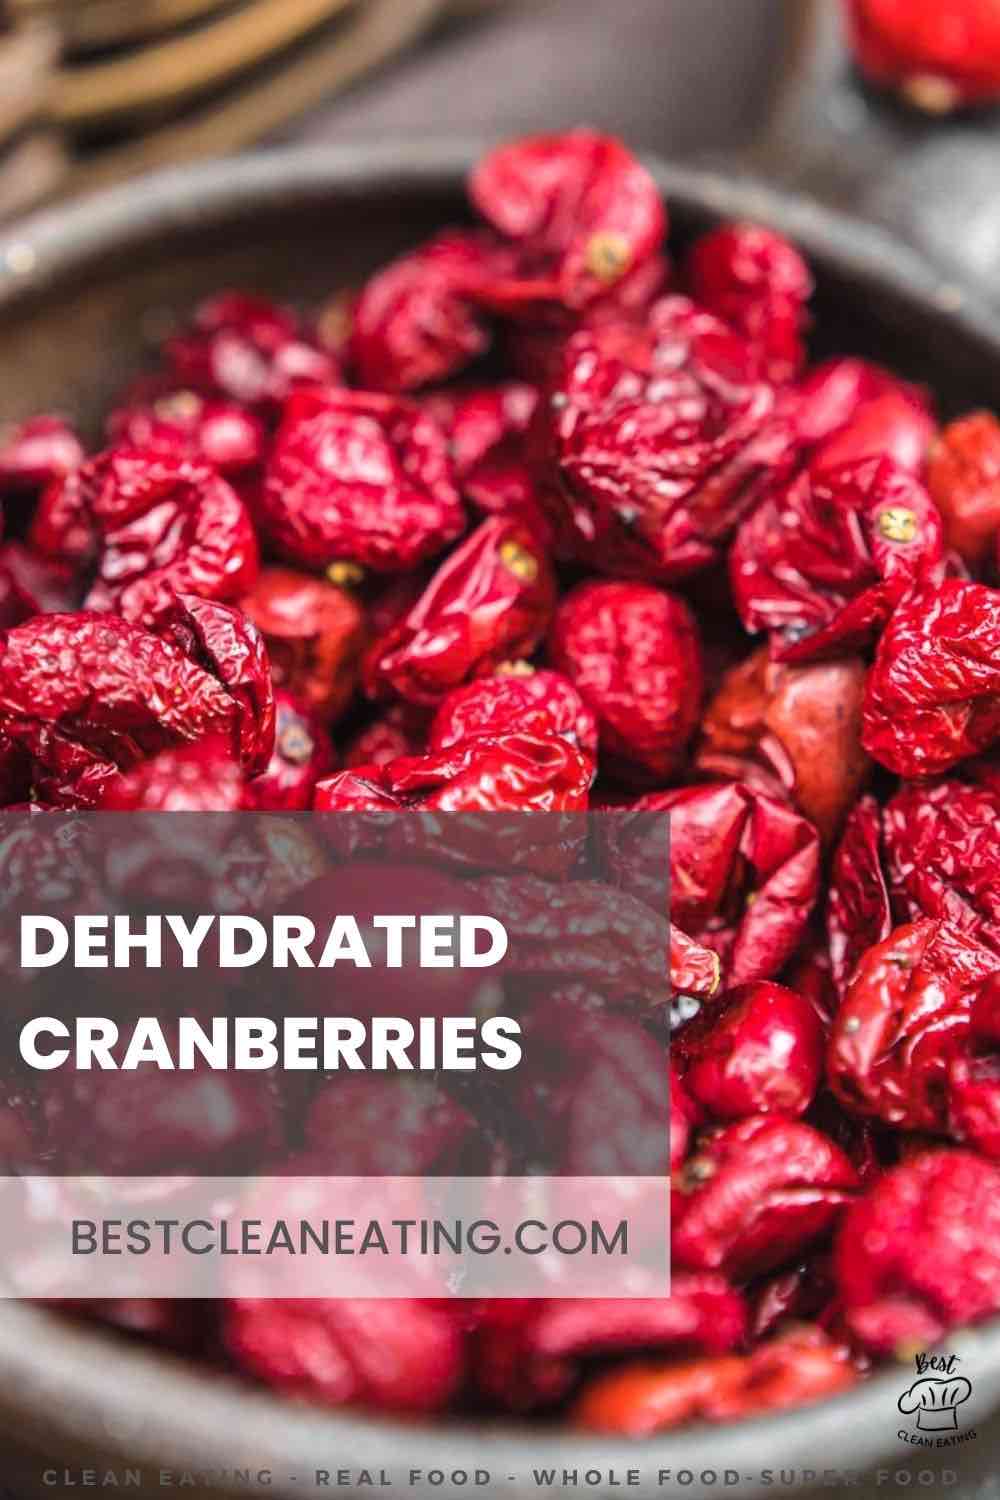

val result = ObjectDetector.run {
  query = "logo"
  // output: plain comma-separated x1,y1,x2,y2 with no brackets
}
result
898,1352,976,1447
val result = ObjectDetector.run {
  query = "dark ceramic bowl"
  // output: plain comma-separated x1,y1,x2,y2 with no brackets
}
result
1,144,1000,1498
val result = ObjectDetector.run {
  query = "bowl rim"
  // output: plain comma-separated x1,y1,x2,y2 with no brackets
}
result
1,141,999,1494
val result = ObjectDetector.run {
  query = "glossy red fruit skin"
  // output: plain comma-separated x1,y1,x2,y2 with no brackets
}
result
572,1325,857,1435
343,702,429,768
827,919,997,1131
678,981,825,1119
28,469,97,570
541,296,797,581
926,411,1000,567
364,517,556,706
473,1278,747,1413
670,1062,699,1173
862,578,1000,777
469,128,666,311
100,737,243,811
0,415,83,494
426,382,552,545
239,565,364,723
835,1149,1000,1357
351,231,517,392
224,1298,465,1414
627,782,820,987
827,795,893,999
0,541,80,628
430,667,598,759
79,447,260,628
165,291,337,414
685,222,813,385
671,1116,858,1280
695,646,870,843
792,358,932,464
261,388,465,574
314,729,592,813
731,456,944,663
547,580,702,782
107,389,265,476
884,779,1000,956
846,0,1000,112
241,691,336,812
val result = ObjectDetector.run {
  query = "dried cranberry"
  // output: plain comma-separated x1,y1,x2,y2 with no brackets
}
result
624,782,820,987
827,795,893,998
100,737,243,811
365,517,555,706
0,415,82,494
239,565,365,722
547,580,702,782
79,447,259,628
677,981,825,1119
731,456,944,662
862,578,1000,777
473,1278,746,1412
695,646,870,842
672,1116,858,1279
541,296,796,580
469,129,666,312
884,779,1000,955
261,388,464,574
241,691,335,812
305,1077,475,1174
835,1149,1000,1356
107,389,265,476
926,411,1000,568
430,666,598,759
846,0,1000,112
343,703,429,768
684,222,813,384
0,541,80,628
224,1298,465,1413
827,919,997,1131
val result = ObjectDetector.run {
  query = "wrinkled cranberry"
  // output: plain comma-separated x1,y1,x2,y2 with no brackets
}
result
165,292,337,414
100,737,244,811
430,666,598,759
0,415,82,494
343,702,429,768
836,1149,1000,1356
469,129,666,312
365,517,555,706
731,456,944,662
305,1077,476,1174
827,919,997,1131
540,296,796,580
79,447,259,628
239,565,365,722
0,541,80,628
107,389,265,476
672,1116,858,1279
548,580,702,782
261,388,464,574
685,222,812,384
827,794,893,998
241,691,335,812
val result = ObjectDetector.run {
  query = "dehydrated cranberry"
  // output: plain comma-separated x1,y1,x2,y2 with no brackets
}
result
107,389,265,476
0,415,82,494
677,981,825,1119
305,1077,475,1174
835,1149,1000,1355
731,456,944,662
926,410,1000,568
364,517,555,706
240,691,335,812
540,296,796,580
239,565,365,722
430,666,598,759
695,646,870,842
343,702,429,768
672,1116,858,1280
469,129,666,312
224,1298,465,1413
685,222,813,384
827,795,893,998
846,0,1000,112
100,737,243,811
261,388,464,574
547,580,702,782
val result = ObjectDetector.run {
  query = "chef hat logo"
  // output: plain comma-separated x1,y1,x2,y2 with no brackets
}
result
898,1376,972,1431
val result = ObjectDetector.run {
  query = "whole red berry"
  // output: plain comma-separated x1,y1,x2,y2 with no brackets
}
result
430,666,598,759
678,981,825,1119
548,580,702,782
239,566,365,722
927,411,1000,568
846,0,1000,112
